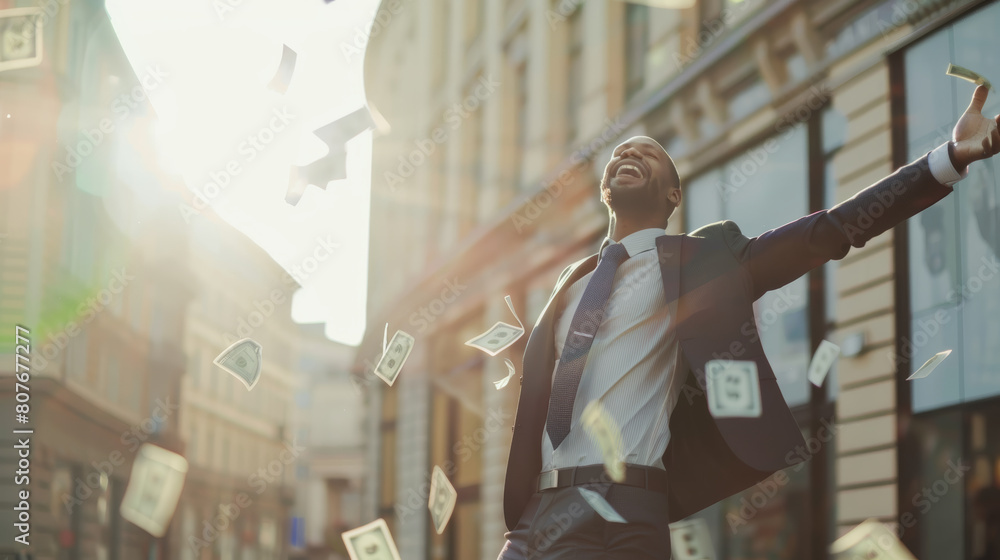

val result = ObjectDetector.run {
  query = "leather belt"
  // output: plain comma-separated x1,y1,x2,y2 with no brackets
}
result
536,464,669,494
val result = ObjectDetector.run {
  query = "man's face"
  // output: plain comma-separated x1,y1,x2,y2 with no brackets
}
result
600,136,678,215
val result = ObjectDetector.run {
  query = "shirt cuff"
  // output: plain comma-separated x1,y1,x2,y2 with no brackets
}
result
928,142,969,186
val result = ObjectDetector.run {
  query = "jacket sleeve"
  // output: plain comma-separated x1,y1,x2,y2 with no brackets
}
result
715,153,954,301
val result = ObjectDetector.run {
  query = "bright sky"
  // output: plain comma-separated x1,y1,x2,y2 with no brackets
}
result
105,0,382,345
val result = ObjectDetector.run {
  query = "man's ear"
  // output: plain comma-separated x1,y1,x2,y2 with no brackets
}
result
667,186,682,207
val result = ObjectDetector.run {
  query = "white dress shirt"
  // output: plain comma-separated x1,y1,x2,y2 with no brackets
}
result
541,228,684,472
539,143,966,473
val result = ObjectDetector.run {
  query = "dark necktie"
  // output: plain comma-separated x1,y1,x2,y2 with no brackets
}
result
545,242,630,450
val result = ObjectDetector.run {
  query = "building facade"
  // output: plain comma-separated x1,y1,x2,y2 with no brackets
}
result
0,0,195,558
357,0,1000,558
176,214,302,560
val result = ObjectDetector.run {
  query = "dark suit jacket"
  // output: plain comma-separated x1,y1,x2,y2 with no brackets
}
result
503,154,955,530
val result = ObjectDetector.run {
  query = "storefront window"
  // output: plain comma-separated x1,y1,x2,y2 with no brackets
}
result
904,1,1000,412
901,5,1000,559
685,124,811,407
683,123,813,558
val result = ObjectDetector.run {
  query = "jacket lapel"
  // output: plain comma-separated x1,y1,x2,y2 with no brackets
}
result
656,235,682,324
523,255,598,386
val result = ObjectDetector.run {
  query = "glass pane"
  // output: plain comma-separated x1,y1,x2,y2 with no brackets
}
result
908,411,965,559
752,278,811,407
787,52,808,83
910,307,962,413
907,197,961,315
959,160,1000,402
728,80,770,124
683,168,723,231
724,127,808,238
726,126,810,407
951,2,1000,121
904,28,956,157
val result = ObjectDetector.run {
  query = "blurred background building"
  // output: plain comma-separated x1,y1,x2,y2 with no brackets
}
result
0,1,365,558
357,0,1000,559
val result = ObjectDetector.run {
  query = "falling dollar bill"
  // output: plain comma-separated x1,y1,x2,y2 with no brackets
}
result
808,340,841,387
705,359,762,418
465,295,525,356
120,444,189,538
906,349,952,380
213,338,263,390
830,519,917,559
946,63,994,92
266,44,296,94
493,359,517,390
670,518,716,560
427,465,458,534
374,330,414,387
581,400,625,483
382,323,389,354
577,487,626,523
342,518,402,560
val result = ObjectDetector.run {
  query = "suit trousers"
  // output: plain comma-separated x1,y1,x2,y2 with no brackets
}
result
497,483,673,560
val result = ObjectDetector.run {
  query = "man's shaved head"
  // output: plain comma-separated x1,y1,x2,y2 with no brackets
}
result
599,136,682,228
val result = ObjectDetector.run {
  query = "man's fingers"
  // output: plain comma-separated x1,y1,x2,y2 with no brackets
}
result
992,123,1000,154
968,85,990,114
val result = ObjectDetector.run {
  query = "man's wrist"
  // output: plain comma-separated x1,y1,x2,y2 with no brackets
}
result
948,141,970,171
929,142,969,187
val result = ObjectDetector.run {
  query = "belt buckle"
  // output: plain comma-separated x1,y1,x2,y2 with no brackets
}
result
538,470,557,491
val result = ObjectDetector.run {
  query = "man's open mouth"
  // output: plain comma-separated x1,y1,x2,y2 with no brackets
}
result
615,162,643,179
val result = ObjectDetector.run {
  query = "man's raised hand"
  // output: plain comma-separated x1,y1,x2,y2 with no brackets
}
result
952,85,1000,169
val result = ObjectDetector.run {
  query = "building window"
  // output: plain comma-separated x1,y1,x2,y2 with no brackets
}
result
902,4,1000,412
684,122,825,557
567,7,584,145
625,4,648,100
821,105,848,404
899,5,1000,559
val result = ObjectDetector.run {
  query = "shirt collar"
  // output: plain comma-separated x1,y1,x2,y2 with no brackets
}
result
598,228,666,260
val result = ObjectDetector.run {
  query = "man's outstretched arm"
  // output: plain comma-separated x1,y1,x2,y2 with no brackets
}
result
722,85,1000,301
